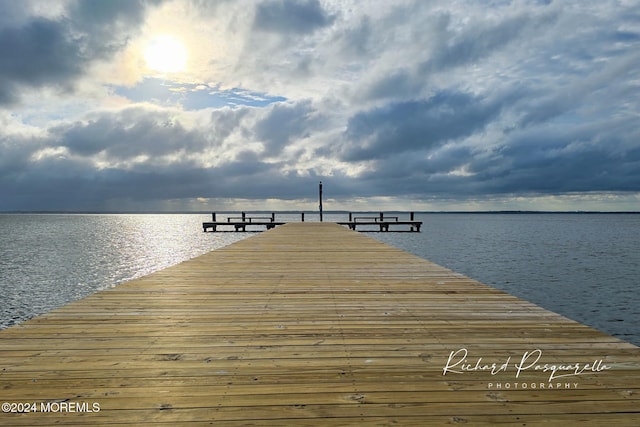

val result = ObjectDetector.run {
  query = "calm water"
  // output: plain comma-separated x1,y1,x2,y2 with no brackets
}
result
0,213,638,346
0,214,246,329
372,213,640,346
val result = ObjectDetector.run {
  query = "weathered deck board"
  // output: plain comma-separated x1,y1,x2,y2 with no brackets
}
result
0,222,638,426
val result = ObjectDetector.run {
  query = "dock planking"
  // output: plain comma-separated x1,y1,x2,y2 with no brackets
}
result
0,222,638,426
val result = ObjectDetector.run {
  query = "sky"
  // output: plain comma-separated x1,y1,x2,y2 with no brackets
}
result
0,0,639,212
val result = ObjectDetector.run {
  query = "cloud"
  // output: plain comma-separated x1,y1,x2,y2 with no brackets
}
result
341,91,503,162
0,0,158,105
53,106,208,160
1,0,640,211
254,100,317,154
419,9,558,75
70,0,154,29
479,117,640,194
0,19,84,104
254,0,335,35
0,101,331,210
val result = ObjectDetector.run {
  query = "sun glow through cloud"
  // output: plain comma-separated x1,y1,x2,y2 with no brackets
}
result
143,35,187,73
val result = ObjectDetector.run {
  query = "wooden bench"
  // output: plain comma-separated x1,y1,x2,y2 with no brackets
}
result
227,216,275,223
354,216,399,222
337,221,422,232
203,221,285,232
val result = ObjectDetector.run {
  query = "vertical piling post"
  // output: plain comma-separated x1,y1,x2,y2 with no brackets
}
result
301,212,305,222
349,212,352,222
319,181,323,222
242,212,246,222
212,212,216,222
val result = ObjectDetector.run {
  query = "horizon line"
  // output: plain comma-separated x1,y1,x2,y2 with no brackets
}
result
2,210,639,215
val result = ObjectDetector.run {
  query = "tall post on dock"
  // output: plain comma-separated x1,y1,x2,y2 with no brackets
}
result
319,181,323,222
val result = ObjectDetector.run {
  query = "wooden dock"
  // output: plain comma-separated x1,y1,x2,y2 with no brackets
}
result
1,223,638,426
203,212,422,232
203,212,286,232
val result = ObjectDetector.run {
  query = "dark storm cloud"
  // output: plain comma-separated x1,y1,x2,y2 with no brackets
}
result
254,0,335,34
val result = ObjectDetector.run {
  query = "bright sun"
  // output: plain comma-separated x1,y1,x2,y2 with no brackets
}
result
144,35,187,73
